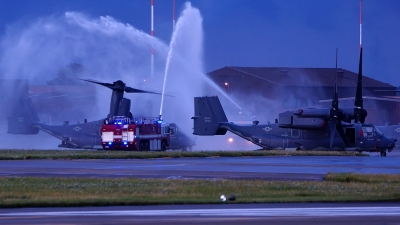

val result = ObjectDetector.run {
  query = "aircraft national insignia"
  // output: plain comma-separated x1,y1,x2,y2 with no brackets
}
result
73,126,82,132
263,127,272,132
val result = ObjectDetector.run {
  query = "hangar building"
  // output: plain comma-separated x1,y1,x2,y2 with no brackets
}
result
207,66,399,125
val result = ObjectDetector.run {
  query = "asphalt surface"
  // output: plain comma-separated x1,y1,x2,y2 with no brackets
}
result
1,203,400,225
1,152,400,224
0,125,260,151
1,153,400,180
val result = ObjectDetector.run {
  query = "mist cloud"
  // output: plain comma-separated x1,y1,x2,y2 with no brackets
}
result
0,2,252,150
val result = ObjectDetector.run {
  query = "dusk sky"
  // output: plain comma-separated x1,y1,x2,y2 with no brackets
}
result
0,0,399,86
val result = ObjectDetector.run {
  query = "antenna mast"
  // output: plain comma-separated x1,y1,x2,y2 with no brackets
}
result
150,0,155,79
172,0,176,32
360,0,362,51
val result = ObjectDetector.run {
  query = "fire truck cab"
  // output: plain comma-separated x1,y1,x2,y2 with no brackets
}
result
101,116,171,151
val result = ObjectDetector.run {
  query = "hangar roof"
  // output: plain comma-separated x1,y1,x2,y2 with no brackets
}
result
208,66,395,88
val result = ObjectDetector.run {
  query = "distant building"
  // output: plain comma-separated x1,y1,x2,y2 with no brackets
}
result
47,63,94,85
207,66,398,125
1,64,97,125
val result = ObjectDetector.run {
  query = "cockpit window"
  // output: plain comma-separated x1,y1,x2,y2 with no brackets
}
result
362,126,374,138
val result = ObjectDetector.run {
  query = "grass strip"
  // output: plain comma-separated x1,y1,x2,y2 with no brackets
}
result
0,149,366,160
324,172,400,184
1,173,399,208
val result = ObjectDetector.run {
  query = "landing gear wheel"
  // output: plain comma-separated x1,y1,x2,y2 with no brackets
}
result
296,145,305,151
380,151,387,157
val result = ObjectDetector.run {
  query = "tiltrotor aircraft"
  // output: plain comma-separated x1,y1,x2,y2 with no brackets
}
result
8,79,196,150
192,48,397,156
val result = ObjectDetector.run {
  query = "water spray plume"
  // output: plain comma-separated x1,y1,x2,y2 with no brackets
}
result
0,3,244,150
202,75,242,111
159,8,178,116
0,12,169,122
159,2,242,116
160,2,196,116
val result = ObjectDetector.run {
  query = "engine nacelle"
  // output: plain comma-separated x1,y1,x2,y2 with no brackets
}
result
292,108,330,119
279,113,326,130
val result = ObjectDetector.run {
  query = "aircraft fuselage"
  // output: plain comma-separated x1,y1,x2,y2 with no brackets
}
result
220,122,395,152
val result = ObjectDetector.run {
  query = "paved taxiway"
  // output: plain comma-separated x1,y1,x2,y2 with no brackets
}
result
1,153,400,224
1,154,400,180
1,203,400,224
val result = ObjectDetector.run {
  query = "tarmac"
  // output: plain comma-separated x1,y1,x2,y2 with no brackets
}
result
2,126,400,224
1,153,400,180
1,203,400,225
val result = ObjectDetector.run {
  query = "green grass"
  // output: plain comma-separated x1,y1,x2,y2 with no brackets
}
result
0,149,367,160
325,172,400,184
0,173,399,208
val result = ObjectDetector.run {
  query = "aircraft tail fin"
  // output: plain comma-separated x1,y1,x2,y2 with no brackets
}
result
7,98,40,134
192,96,228,135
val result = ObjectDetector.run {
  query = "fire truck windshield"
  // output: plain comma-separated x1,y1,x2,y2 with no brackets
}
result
108,116,131,125
105,116,164,125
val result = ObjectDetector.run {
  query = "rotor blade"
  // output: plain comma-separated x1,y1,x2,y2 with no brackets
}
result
78,78,117,90
124,86,161,95
125,86,175,97
354,48,363,109
329,120,336,150
336,121,349,147
332,48,339,111
354,48,367,124
355,1,363,112
80,78,174,96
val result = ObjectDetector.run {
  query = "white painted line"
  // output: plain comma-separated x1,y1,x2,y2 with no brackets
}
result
1,207,400,217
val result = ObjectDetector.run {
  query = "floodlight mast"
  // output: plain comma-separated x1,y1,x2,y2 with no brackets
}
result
150,0,155,79
173,0,176,31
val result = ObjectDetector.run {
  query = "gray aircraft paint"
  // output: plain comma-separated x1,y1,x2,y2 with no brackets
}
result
192,96,396,155
7,80,195,150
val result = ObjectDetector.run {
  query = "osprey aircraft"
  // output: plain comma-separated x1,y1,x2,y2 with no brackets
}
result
192,48,397,156
8,79,196,150
193,1,398,156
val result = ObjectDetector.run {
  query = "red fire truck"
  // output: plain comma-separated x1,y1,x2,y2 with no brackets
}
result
101,116,170,151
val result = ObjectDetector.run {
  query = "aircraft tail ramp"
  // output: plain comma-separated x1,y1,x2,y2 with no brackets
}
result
192,96,228,135
7,98,40,134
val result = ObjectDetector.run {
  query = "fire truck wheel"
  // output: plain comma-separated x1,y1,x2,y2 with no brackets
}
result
145,142,150,151
161,141,167,151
